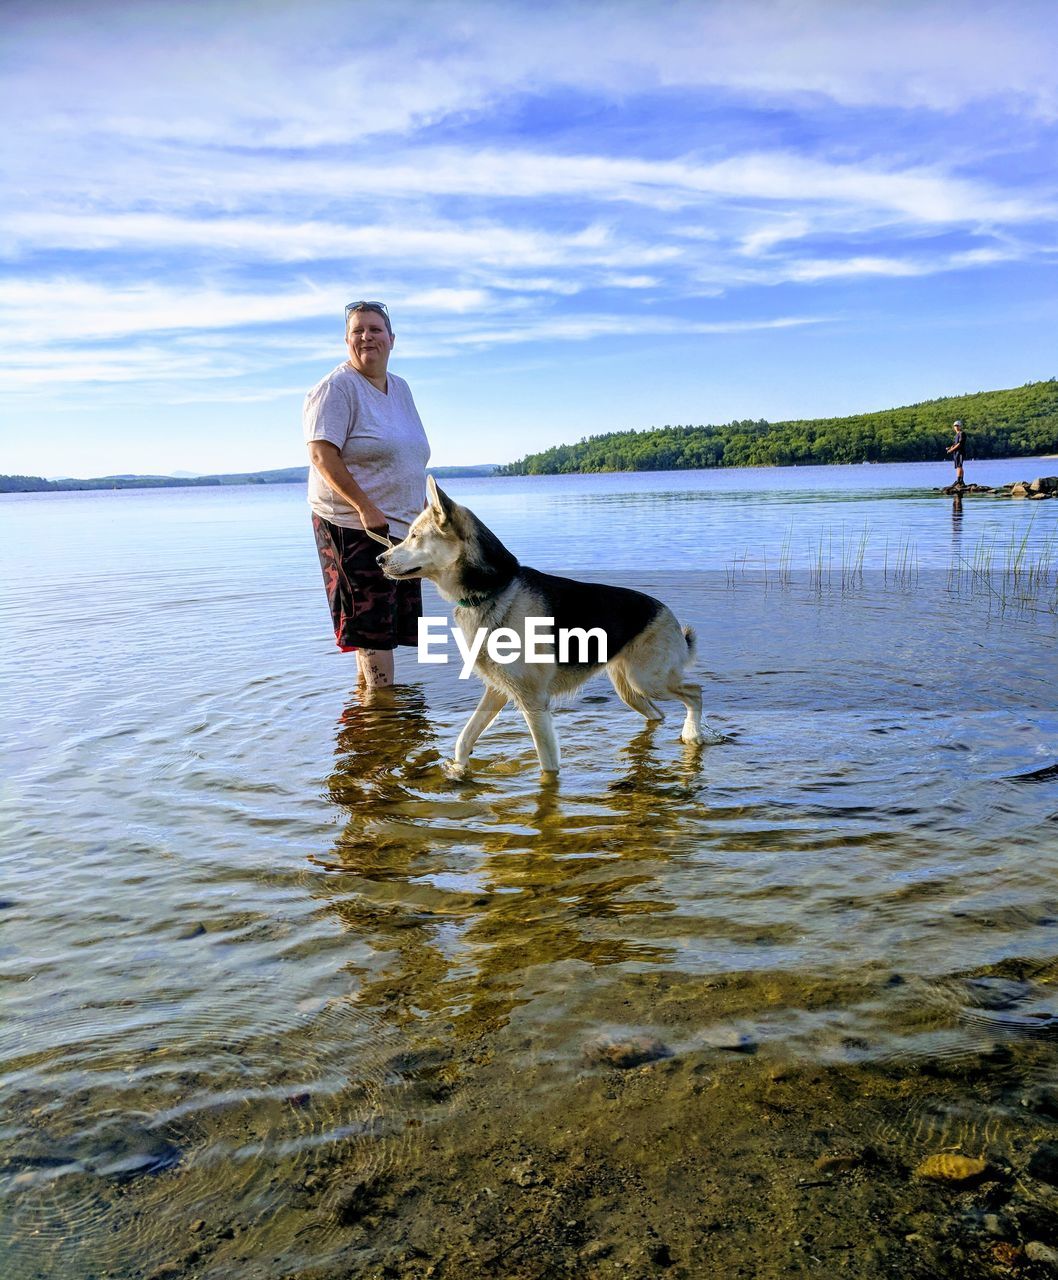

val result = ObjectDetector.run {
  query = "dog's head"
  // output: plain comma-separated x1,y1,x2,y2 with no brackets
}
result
378,475,465,582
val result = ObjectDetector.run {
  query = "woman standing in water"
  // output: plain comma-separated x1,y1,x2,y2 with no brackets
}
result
303,302,431,687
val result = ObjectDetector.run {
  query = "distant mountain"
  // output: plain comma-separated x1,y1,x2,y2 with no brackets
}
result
499,379,1058,474
0,463,500,494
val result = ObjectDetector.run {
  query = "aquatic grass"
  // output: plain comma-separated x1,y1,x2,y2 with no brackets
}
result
949,516,1058,615
723,517,1057,613
725,521,874,594
778,528,793,588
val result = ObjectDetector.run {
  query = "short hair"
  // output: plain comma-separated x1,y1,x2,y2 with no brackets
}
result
345,301,393,338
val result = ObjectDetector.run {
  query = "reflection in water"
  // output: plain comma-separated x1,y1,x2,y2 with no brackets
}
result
329,684,439,792
312,689,704,1047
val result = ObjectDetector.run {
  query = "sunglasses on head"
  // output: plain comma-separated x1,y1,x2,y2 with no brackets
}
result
345,300,389,318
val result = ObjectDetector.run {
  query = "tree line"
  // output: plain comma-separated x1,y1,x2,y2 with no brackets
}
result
498,379,1058,475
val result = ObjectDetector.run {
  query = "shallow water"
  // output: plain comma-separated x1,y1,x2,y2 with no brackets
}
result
2,461,1058,1279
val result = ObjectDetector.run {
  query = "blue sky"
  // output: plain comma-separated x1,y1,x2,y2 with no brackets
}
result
2,0,1057,476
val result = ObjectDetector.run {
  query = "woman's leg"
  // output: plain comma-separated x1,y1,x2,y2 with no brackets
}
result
312,516,408,681
356,649,394,687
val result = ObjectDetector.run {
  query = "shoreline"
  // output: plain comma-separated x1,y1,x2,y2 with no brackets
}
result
4,454,1058,497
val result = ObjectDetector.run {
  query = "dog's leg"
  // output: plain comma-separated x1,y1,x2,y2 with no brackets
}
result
517,698,561,775
670,678,722,744
450,685,508,776
608,662,664,722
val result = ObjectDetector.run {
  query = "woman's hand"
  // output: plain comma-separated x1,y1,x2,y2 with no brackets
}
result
357,501,389,540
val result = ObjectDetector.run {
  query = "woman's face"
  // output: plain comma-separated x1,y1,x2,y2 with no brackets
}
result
346,309,394,377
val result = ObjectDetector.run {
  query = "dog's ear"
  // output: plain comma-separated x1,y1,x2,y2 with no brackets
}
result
426,474,455,527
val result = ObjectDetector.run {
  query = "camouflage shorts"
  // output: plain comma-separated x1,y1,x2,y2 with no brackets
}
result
311,514,422,651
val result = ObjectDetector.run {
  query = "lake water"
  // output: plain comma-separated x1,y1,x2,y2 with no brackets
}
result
2,458,1058,1279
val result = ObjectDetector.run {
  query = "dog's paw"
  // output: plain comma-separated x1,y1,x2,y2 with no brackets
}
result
682,726,725,746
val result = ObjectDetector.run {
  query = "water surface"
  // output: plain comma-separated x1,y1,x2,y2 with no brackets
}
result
2,460,1058,1278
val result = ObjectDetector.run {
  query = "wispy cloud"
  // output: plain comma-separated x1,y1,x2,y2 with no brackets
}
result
5,146,1050,227
0,210,683,271
6,0,1056,154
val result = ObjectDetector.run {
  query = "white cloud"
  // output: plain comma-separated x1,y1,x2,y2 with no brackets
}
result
6,146,1049,230
428,312,826,350
401,288,493,313
0,209,683,270
740,219,814,257
5,0,1056,158
781,256,930,283
0,279,334,344
773,245,1031,284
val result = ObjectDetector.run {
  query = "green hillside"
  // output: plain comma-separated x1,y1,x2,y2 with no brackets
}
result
498,379,1058,475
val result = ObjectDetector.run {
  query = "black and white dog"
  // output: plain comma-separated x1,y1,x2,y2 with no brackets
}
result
379,477,722,777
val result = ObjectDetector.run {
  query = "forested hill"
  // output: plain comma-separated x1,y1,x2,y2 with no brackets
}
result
498,380,1058,475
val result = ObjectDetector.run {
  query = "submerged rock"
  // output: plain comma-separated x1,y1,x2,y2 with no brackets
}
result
1021,1084,1058,1119
990,1242,1026,1268
700,1026,758,1054
914,1153,989,1185
582,1034,673,1069
97,1143,182,1182
92,1127,183,1184
334,1172,392,1224
508,1159,543,1187
579,1240,613,1262
962,977,1034,1010
1028,1141,1058,1187
1026,1241,1058,1269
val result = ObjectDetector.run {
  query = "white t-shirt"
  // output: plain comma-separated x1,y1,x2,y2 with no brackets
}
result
303,363,431,537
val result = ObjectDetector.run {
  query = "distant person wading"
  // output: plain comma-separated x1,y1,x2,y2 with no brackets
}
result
303,302,431,687
946,419,967,487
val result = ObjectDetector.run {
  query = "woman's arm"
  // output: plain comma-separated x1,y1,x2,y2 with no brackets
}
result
307,440,388,535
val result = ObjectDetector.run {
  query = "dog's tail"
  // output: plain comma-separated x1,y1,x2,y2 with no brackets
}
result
682,625,697,662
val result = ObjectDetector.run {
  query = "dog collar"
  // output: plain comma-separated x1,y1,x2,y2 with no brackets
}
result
456,585,505,608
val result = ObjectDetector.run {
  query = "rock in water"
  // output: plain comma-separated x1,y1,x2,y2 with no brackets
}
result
582,1034,672,1069
700,1026,758,1054
1026,1240,1058,1268
1028,1141,1058,1187
1021,1084,1058,1119
914,1153,989,1185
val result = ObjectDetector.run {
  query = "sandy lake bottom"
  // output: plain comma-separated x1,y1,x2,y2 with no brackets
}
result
2,471,1058,1278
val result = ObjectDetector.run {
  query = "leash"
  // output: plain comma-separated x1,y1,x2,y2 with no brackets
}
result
364,527,397,549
